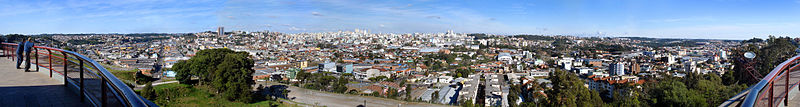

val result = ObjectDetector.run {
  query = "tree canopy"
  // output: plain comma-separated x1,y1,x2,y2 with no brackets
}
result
733,36,797,85
2,34,26,43
545,69,604,107
173,48,256,102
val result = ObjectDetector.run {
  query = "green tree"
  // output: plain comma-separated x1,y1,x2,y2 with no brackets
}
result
508,84,520,107
134,71,152,84
757,36,797,74
742,38,764,43
171,48,257,103
212,52,256,102
296,70,310,84
318,76,337,90
368,76,388,82
732,36,796,85
721,71,736,85
173,60,192,84
3,34,26,42
140,82,156,100
387,88,399,99
612,84,641,107
333,76,349,93
545,69,603,107
646,79,707,107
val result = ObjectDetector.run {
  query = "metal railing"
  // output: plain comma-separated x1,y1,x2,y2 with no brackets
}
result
741,55,800,107
1,43,158,107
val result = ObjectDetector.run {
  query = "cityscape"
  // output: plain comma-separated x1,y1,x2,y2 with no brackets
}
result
1,0,800,107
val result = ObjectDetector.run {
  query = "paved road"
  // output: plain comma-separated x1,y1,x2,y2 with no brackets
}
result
263,82,453,107
0,58,86,107
134,80,178,90
139,80,178,87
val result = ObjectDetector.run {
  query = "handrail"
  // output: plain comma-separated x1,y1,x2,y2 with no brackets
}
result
719,86,753,107
1,42,157,107
741,55,800,107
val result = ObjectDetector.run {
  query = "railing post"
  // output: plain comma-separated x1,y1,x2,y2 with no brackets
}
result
102,78,107,107
11,45,15,61
3,44,6,58
786,70,790,106
35,48,39,72
6,44,9,58
63,52,68,87
80,60,84,103
770,83,774,107
48,50,52,78
2,44,6,58
3,44,7,59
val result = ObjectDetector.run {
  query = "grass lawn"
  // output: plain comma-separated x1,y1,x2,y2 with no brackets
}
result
107,67,137,84
147,83,298,107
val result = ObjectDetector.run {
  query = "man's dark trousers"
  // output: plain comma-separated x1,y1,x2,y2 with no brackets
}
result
23,42,34,71
15,42,24,69
24,49,31,71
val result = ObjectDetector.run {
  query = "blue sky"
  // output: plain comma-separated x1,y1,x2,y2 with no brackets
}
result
1,0,800,39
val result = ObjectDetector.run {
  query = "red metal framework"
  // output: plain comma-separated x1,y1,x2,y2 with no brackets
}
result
742,55,800,107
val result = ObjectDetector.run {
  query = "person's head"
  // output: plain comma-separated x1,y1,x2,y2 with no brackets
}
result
26,38,32,42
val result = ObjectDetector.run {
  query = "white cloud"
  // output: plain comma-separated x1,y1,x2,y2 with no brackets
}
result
649,16,716,23
288,26,305,31
426,16,441,19
311,11,323,16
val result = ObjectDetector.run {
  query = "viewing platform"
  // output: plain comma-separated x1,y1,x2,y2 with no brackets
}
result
0,58,85,106
0,43,157,107
723,55,800,107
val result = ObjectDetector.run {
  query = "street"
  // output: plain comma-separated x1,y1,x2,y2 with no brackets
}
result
263,82,453,107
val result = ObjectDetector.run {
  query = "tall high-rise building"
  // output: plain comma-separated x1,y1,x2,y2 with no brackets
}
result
719,50,728,60
610,62,625,76
631,62,640,74
217,27,224,36
667,53,676,65
563,61,573,71
684,60,697,73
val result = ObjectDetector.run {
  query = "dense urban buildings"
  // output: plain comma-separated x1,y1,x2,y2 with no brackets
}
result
3,1,798,107
5,28,784,107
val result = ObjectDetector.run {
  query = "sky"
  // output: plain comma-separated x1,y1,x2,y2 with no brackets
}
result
1,0,800,40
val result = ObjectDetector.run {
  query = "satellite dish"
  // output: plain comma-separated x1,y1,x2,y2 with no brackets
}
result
744,52,756,59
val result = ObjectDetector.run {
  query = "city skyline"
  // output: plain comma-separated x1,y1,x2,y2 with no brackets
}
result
1,1,799,106
2,0,800,39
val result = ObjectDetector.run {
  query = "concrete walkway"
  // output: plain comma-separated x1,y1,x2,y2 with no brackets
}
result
0,57,86,107
754,71,800,107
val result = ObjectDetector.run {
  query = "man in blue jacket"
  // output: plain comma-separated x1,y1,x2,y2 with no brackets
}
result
23,38,35,71
15,37,26,69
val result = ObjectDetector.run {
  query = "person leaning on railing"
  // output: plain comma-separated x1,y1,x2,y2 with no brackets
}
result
15,38,26,69
22,38,35,72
